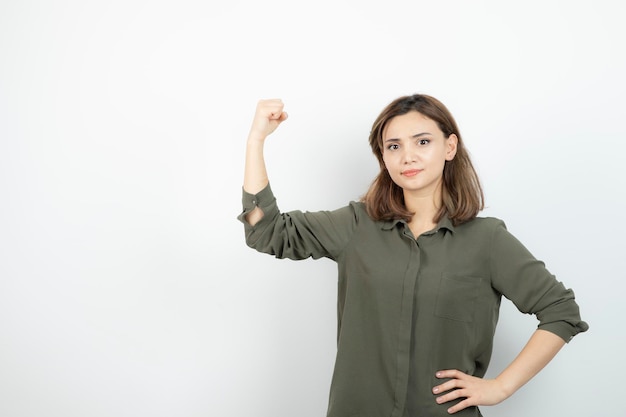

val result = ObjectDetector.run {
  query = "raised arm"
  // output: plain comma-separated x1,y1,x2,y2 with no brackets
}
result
243,99,288,225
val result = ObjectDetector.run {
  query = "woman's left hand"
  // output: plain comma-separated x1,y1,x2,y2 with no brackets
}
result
432,369,511,414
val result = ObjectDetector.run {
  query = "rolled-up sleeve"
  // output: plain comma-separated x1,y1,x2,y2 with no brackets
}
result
237,184,277,225
237,183,357,261
489,220,589,342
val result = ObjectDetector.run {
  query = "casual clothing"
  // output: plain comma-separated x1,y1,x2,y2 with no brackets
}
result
238,184,588,417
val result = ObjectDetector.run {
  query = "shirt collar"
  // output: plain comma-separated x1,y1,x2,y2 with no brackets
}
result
381,214,456,234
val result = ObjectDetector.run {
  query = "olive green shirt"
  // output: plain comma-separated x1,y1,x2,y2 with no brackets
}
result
238,184,588,417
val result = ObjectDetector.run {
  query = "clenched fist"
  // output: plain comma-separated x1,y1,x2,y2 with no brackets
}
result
248,99,288,141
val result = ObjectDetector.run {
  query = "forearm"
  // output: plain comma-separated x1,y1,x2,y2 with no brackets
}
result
243,135,269,195
242,137,268,226
495,329,566,397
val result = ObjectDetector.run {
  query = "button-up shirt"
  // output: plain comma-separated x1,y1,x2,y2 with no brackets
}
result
238,184,588,417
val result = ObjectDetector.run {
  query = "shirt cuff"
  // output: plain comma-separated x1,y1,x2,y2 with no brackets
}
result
538,319,589,343
237,183,275,224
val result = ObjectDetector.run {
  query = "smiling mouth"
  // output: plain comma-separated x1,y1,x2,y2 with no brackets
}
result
402,169,422,177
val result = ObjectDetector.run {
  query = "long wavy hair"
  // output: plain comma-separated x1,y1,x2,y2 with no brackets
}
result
361,94,484,225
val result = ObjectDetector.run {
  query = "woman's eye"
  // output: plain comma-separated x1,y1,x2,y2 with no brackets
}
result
418,139,430,145
388,144,399,150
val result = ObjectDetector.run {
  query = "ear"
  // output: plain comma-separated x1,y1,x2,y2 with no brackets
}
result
445,134,458,161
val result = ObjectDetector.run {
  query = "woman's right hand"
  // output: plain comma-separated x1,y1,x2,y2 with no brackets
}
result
248,99,288,141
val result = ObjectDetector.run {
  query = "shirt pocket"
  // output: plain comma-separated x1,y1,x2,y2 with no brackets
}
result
434,274,484,323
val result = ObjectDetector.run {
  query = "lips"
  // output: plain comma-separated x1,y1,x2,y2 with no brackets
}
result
401,169,422,177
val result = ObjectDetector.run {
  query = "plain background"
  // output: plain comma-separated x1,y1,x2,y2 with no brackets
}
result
1,1,624,416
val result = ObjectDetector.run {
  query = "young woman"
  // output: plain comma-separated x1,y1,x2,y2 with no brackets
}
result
238,95,588,416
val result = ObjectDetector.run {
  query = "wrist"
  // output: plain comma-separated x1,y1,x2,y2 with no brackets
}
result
493,375,517,400
247,130,268,144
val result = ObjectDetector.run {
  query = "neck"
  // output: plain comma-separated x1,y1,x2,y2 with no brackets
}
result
404,186,442,221
405,196,438,223
404,185,442,231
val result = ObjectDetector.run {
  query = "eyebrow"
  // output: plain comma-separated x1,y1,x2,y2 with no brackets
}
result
384,132,432,142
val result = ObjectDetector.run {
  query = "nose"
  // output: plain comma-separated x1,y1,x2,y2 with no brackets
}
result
402,145,417,164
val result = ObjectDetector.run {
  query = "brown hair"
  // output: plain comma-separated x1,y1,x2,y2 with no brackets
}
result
361,94,484,225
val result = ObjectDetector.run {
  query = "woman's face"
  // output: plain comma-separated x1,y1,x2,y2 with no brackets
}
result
382,111,457,198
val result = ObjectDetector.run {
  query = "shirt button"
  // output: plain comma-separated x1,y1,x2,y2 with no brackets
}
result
252,200,257,205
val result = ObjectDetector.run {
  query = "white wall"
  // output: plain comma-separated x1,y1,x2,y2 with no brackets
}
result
1,1,624,416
